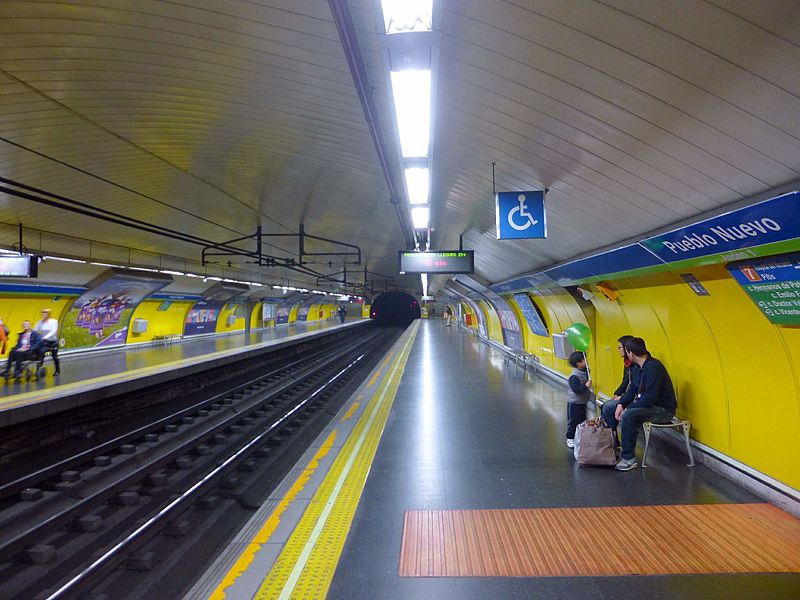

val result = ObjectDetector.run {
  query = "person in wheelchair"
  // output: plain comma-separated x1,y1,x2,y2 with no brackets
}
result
2,320,42,381
34,307,61,376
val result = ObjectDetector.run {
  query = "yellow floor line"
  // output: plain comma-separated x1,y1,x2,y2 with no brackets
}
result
339,401,360,423
252,321,419,600
367,350,395,387
208,431,338,600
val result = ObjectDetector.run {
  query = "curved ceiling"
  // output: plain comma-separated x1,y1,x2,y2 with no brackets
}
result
1,1,798,295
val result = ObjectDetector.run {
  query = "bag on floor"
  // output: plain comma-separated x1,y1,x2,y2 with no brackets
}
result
573,418,616,466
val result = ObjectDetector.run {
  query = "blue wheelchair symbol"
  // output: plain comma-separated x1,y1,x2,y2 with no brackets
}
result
496,190,546,239
508,194,539,231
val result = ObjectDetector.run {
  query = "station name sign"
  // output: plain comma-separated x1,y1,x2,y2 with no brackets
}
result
398,250,474,274
0,254,38,278
642,191,800,263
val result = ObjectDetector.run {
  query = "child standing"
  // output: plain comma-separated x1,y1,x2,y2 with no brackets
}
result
566,351,592,448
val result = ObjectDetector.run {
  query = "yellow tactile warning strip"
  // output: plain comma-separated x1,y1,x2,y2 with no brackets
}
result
399,504,800,577
207,431,338,600
210,320,419,599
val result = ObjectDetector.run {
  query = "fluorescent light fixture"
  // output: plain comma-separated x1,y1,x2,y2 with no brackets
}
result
404,167,429,204
89,262,118,268
129,266,159,273
250,282,263,287
184,272,203,278
411,206,429,229
206,276,222,281
381,0,432,34
390,69,431,158
159,270,185,276
421,273,428,297
45,255,86,264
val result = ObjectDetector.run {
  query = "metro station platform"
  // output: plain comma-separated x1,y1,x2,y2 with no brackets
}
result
189,319,800,600
0,319,366,427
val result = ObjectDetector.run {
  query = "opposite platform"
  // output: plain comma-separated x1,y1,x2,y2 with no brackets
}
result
0,319,367,427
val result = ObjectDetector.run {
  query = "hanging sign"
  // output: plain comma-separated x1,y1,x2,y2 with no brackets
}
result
398,251,474,274
496,191,546,240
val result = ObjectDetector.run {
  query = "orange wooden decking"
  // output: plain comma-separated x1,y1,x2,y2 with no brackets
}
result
399,504,800,577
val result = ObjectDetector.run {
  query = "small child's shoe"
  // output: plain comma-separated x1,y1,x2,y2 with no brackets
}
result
566,439,575,449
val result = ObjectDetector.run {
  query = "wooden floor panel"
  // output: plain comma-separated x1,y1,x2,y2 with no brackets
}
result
398,504,800,577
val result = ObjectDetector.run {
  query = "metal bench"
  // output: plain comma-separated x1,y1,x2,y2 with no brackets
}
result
503,351,536,378
642,418,695,467
152,334,182,347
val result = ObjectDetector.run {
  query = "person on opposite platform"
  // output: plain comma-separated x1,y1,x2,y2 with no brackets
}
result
565,351,592,449
0,316,7,355
614,337,677,471
601,334,636,445
34,307,61,376
3,320,41,379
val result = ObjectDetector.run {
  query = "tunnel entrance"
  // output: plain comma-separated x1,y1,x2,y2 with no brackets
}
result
370,292,420,327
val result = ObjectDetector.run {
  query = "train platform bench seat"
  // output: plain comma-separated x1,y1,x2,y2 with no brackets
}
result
643,418,695,467
151,334,182,346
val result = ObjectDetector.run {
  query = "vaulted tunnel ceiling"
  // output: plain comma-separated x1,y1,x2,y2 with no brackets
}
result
1,1,798,295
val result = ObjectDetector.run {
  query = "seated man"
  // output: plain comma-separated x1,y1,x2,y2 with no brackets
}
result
3,321,41,379
601,335,636,443
614,337,677,471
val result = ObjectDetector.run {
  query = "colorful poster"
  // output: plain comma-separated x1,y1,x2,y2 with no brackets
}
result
183,299,224,336
513,293,548,337
276,302,292,325
453,275,523,349
61,270,171,349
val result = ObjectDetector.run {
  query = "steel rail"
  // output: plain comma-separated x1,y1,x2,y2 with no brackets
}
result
0,332,382,561
44,348,372,600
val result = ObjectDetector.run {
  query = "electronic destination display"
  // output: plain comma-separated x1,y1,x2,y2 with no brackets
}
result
0,255,38,278
727,252,800,325
398,250,474,274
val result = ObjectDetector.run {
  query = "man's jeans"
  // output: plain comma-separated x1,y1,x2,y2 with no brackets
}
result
618,406,674,461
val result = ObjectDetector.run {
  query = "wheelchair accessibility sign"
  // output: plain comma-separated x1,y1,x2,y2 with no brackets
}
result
496,190,547,240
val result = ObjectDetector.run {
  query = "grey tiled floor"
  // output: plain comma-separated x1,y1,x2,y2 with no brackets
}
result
328,320,800,600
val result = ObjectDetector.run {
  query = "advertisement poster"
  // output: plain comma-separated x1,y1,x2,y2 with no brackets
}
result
262,303,277,320
296,295,324,322
513,293,549,337
276,302,293,325
61,271,171,349
453,275,522,349
183,299,225,336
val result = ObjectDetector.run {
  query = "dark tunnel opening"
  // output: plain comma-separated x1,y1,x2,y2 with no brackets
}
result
370,292,420,327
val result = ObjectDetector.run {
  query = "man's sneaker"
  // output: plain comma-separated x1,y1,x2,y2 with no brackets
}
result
566,439,575,449
615,457,638,471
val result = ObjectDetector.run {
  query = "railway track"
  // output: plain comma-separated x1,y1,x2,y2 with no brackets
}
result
0,325,400,599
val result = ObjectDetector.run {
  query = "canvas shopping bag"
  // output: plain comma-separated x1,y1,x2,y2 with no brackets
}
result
574,418,617,466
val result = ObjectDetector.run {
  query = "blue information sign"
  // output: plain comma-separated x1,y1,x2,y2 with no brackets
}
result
727,252,800,325
642,191,800,263
513,293,548,337
496,191,546,240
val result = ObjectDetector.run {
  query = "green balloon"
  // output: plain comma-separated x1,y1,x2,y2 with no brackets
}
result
566,322,592,352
